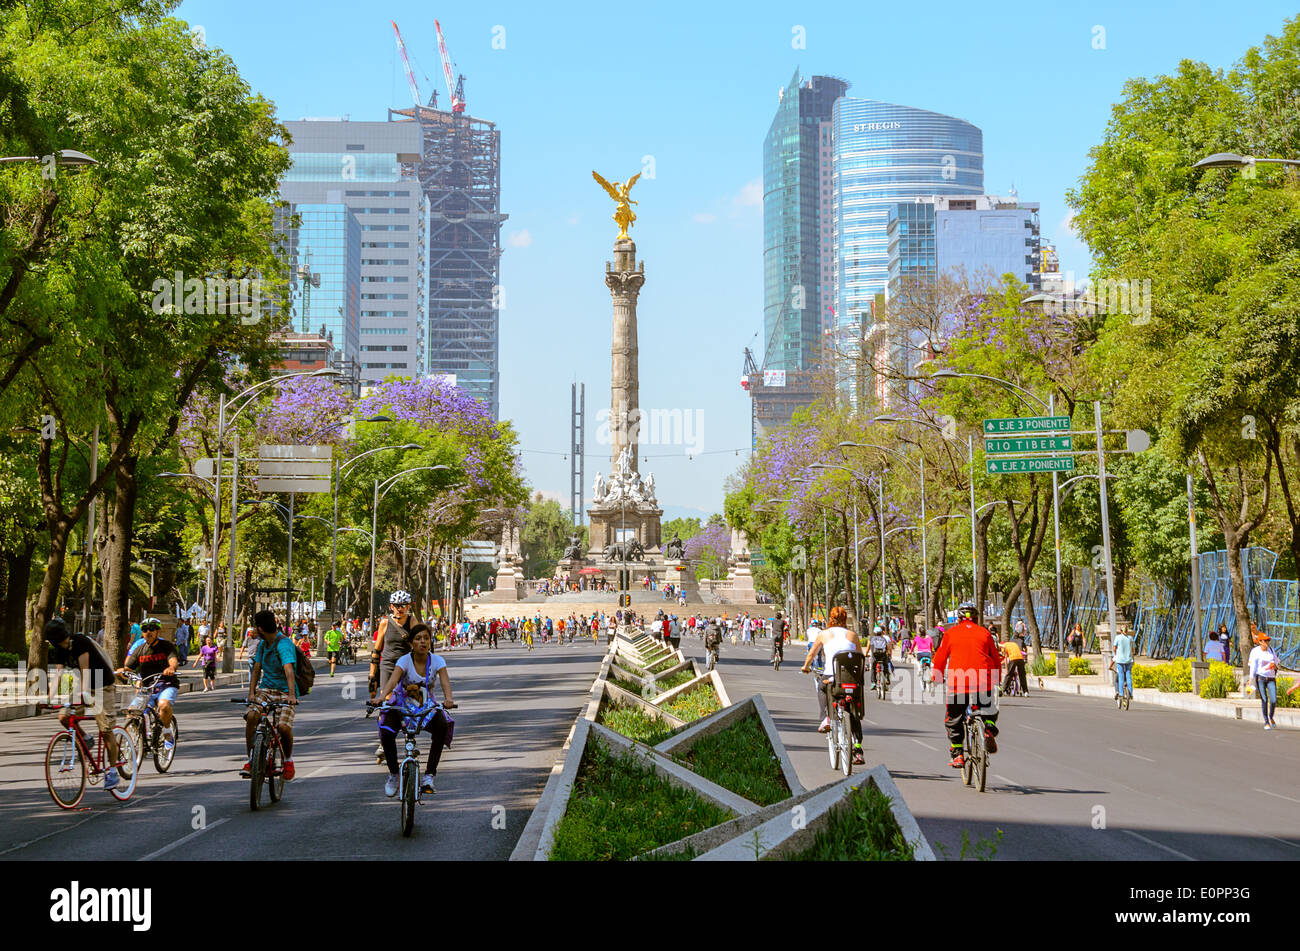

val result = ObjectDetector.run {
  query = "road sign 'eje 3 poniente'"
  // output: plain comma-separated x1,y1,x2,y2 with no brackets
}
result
983,415,1070,434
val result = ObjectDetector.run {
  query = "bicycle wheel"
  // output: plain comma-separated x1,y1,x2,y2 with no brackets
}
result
108,727,138,801
1123,691,1131,712
248,733,266,811
839,708,852,777
973,720,988,793
153,717,178,773
45,731,87,809
826,705,840,770
123,716,146,773
400,759,418,837
267,737,284,803
962,722,974,787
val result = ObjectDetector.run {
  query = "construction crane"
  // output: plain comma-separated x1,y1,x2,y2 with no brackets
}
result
435,18,466,113
391,21,422,108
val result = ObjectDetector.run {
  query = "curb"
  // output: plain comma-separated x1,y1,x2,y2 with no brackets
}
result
1033,675,1300,727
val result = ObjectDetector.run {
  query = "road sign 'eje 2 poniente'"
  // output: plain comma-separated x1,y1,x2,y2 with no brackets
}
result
987,457,1075,474
985,435,1073,454
983,416,1070,434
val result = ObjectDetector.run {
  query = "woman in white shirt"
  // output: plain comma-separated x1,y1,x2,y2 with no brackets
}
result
800,606,865,765
1248,633,1280,730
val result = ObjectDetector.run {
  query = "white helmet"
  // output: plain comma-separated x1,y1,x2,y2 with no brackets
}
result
389,590,412,605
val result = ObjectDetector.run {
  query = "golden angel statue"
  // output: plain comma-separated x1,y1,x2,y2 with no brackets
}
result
592,170,641,240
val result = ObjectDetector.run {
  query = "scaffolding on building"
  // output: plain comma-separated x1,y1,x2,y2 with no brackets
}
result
389,103,506,416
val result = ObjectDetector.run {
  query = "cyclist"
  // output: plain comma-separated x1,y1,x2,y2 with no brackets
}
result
867,627,892,691
371,623,456,796
803,617,828,731
372,591,416,702
119,618,180,751
800,606,864,765
45,618,122,791
900,629,913,661
913,628,936,684
324,623,343,676
770,611,785,667
1000,633,1028,695
931,601,1001,769
703,617,723,670
242,610,298,781
1113,624,1134,706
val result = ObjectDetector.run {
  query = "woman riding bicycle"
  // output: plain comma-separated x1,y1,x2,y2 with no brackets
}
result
371,624,455,797
800,606,865,766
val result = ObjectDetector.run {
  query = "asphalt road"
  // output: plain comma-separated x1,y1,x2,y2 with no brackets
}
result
693,636,1300,861
0,639,604,860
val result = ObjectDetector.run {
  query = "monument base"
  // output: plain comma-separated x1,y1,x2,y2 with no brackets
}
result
483,564,522,601
587,503,663,554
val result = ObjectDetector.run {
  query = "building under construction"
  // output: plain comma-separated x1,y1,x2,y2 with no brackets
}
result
388,21,506,418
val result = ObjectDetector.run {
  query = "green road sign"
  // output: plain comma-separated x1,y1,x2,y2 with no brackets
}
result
985,435,1073,454
750,549,767,567
987,456,1075,474
982,415,1071,434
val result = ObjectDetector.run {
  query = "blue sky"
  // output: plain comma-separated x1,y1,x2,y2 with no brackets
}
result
177,0,1296,518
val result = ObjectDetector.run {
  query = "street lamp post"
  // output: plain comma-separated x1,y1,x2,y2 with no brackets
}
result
159,471,218,620
332,441,418,622
210,368,341,671
368,466,451,641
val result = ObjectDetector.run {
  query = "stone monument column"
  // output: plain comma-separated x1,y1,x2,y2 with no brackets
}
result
606,239,646,478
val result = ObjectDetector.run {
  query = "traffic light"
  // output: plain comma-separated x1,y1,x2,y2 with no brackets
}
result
619,593,631,608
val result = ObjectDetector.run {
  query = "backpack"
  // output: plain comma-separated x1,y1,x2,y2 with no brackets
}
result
258,636,314,697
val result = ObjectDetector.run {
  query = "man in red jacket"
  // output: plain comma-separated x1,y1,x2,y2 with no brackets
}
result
931,602,1002,768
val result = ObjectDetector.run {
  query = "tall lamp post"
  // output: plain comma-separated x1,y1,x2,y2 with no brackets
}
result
368,466,451,639
211,367,342,671
159,471,219,621
331,441,418,620
926,370,1063,640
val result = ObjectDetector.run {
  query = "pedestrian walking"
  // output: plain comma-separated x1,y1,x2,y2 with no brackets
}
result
1249,633,1281,729
1068,622,1084,658
198,635,220,691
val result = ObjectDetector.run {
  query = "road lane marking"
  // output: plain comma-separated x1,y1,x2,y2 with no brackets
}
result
1121,829,1196,861
304,765,330,779
1187,732,1233,745
910,738,939,751
1263,834,1300,851
994,774,1023,788
0,782,184,856
1109,748,1155,762
137,817,230,861
1255,787,1300,805
1021,724,1050,734
863,718,879,726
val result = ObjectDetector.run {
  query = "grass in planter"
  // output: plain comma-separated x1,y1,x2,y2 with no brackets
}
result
597,698,677,746
550,739,729,861
609,672,646,695
662,684,720,722
655,669,695,692
682,714,790,807
648,657,678,675
788,781,915,861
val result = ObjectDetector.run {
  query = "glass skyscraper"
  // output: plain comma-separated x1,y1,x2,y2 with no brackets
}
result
832,100,983,334
762,70,848,374
281,120,425,386
274,203,362,363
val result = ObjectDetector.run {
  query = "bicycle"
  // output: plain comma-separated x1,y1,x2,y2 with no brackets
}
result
39,702,138,809
366,698,457,836
771,639,784,671
122,672,180,773
825,653,865,777
231,697,292,810
1115,682,1131,711
917,655,935,698
872,658,890,700
961,702,992,793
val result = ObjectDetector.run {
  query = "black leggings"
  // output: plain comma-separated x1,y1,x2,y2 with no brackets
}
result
379,709,449,776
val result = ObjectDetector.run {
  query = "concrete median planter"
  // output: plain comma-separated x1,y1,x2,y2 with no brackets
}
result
693,766,935,861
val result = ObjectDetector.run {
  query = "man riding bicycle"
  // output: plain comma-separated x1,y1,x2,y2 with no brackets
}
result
931,601,1001,769
118,618,180,751
770,611,786,665
242,610,298,781
867,627,892,691
45,618,122,792
801,607,865,765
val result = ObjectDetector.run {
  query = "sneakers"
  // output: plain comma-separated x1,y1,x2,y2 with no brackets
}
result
985,730,998,754
376,745,386,765
817,717,831,733
281,760,295,781
852,750,865,765
420,773,435,793
103,767,119,791
385,774,399,797
163,731,174,751
240,761,251,778
1265,723,1273,731
949,752,965,768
